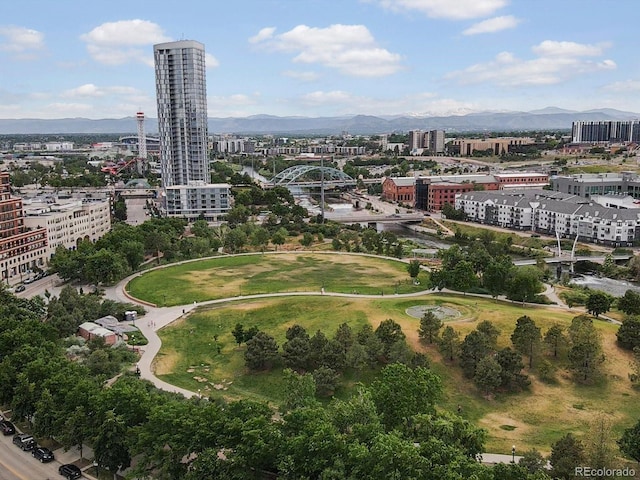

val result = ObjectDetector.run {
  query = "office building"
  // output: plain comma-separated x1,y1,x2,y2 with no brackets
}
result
154,40,231,221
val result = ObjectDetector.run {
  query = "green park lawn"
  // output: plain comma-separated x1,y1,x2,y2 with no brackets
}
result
156,293,640,455
127,253,428,306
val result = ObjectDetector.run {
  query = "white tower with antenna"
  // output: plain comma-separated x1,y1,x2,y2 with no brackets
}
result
136,111,147,175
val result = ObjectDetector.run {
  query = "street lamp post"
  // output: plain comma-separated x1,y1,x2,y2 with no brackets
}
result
511,445,516,463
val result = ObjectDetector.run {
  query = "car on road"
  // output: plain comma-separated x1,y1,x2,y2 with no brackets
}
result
32,446,54,462
14,284,26,292
58,463,82,479
0,420,15,435
23,277,34,284
13,433,35,451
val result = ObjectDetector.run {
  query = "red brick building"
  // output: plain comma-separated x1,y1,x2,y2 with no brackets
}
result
0,173,48,285
382,177,416,204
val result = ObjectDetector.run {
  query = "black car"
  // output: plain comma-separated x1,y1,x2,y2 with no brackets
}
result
14,285,26,293
32,446,54,462
58,463,82,479
12,433,35,451
0,420,15,435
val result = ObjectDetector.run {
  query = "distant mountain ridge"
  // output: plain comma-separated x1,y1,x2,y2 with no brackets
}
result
0,108,638,136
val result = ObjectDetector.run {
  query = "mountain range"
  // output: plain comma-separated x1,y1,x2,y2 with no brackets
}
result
0,108,638,136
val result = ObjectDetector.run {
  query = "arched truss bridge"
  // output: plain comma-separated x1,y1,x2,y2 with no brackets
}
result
268,165,357,187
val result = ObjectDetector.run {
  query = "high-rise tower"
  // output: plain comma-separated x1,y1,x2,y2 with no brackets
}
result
153,40,230,221
154,40,208,187
136,111,146,175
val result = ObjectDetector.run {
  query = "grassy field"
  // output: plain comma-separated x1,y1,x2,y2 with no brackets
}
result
156,292,639,455
127,253,428,306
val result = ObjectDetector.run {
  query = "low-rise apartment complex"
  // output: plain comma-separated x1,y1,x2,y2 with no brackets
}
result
455,189,640,247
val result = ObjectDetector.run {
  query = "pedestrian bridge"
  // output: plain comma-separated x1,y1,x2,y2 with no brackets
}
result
514,254,633,266
325,212,425,224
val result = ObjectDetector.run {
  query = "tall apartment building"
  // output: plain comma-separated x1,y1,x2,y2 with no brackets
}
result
572,121,640,144
426,130,445,154
0,173,48,285
154,40,230,221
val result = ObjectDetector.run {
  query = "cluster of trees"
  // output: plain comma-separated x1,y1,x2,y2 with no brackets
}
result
9,156,109,189
429,314,606,392
430,243,545,303
50,218,189,284
240,320,427,397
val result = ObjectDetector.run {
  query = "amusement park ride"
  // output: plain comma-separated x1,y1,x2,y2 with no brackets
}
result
101,111,148,176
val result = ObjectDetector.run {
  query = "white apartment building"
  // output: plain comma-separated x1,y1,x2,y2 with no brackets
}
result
163,182,231,222
23,198,111,259
456,190,640,247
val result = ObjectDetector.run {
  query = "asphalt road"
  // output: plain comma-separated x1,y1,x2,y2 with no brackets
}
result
0,432,62,480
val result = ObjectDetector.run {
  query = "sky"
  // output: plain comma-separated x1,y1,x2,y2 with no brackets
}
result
1,0,639,120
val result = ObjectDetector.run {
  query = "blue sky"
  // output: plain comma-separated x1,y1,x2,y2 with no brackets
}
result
1,0,639,119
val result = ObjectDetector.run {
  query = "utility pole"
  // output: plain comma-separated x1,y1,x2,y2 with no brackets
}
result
320,156,325,223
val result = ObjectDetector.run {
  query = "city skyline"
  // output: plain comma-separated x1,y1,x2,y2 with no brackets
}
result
2,0,639,120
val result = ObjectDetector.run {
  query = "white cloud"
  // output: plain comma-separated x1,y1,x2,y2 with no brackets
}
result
0,25,44,59
208,93,262,116
250,24,403,77
297,90,476,116
249,27,276,44
80,19,171,65
447,40,616,86
604,79,640,92
532,40,609,57
462,15,520,35
205,53,220,69
61,84,141,98
282,70,320,82
370,0,508,20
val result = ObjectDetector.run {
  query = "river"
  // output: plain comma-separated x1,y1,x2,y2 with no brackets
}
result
570,275,640,297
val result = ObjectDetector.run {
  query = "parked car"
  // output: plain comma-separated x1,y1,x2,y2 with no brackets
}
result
23,277,34,284
32,446,54,462
12,433,35,451
0,420,15,435
14,285,26,293
58,463,82,479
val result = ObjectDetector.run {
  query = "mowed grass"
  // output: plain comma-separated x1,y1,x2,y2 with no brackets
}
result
156,293,640,454
127,253,427,306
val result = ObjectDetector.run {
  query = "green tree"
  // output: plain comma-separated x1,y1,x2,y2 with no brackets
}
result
473,355,502,395
450,260,477,295
33,387,57,439
245,331,279,370
282,368,317,411
483,257,513,299
585,413,615,478
250,227,270,252
495,347,530,391
617,316,640,350
460,330,492,378
477,320,500,348
550,433,586,480
544,324,566,358
568,315,605,382
375,319,406,357
271,227,288,250
618,418,640,463
507,266,543,305
407,260,421,282
511,315,541,368
232,323,245,346
586,291,612,318
282,335,311,373
439,326,461,362
59,406,91,460
418,310,443,344
93,411,131,479
313,366,340,397
300,232,314,247
518,449,547,475
224,228,248,253
617,290,640,316
334,323,354,352
370,363,442,431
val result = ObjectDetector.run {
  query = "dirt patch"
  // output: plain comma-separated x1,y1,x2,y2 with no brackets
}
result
405,305,461,320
